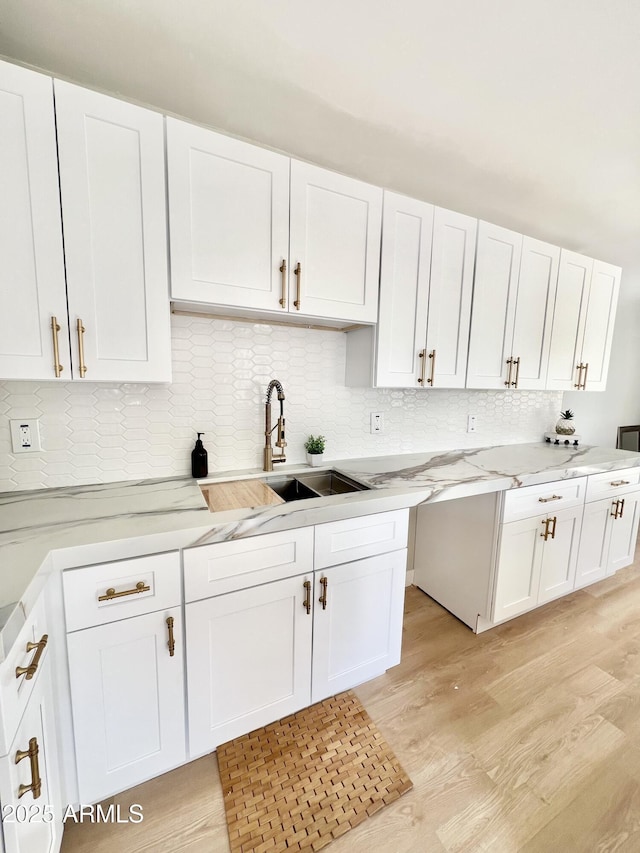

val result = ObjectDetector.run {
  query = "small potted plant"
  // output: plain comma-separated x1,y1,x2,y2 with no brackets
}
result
304,435,326,467
555,409,576,436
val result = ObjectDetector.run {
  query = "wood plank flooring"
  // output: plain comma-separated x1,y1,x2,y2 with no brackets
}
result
62,536,640,853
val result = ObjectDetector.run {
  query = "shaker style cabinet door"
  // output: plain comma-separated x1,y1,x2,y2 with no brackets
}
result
0,60,68,381
54,80,171,382
578,259,621,392
166,118,290,312
375,192,433,387
288,160,382,323
66,607,186,805
466,222,522,389
493,516,543,623
537,506,582,604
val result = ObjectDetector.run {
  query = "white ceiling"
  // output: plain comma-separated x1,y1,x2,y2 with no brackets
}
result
1,0,639,266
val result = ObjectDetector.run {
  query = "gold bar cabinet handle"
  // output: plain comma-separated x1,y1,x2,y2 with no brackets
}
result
303,580,311,615
611,500,620,519
417,349,427,385
574,363,584,389
618,498,625,518
427,349,436,386
582,362,589,390
504,357,513,387
15,634,48,681
540,518,550,541
294,262,301,310
76,318,87,377
549,516,557,540
538,494,562,503
279,259,287,309
98,581,150,602
166,616,175,657
319,576,328,610
610,480,630,487
15,737,42,800
50,316,63,377
511,356,521,388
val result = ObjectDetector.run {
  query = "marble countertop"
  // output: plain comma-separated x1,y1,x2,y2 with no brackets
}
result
2,441,639,657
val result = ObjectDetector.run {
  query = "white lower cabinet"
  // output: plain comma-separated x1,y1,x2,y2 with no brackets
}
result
186,574,313,758
0,668,62,853
311,551,407,704
493,505,583,623
576,491,640,588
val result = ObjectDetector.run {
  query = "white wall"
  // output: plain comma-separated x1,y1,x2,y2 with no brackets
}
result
0,314,563,491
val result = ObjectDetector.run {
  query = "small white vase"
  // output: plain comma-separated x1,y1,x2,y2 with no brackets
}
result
555,419,576,435
306,453,324,467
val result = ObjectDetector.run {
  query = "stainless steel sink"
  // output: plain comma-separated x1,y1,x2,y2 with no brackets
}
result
265,470,369,502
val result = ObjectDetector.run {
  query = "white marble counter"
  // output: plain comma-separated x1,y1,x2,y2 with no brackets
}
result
1,441,639,658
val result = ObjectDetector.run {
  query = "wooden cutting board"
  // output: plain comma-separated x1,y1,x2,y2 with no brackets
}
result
200,480,285,512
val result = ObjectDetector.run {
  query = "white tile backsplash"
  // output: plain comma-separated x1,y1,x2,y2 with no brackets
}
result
0,314,563,491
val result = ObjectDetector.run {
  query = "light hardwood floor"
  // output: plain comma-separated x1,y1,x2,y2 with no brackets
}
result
62,536,640,853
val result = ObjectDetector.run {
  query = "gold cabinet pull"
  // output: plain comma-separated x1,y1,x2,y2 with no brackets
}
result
611,499,620,519
618,498,625,519
427,349,436,386
511,356,521,388
540,518,550,540
417,349,427,385
15,737,42,800
294,262,301,310
504,357,513,387
166,616,175,657
76,318,87,377
582,362,589,390
538,494,562,503
610,480,630,487
319,576,328,610
303,579,311,615
98,581,150,602
50,316,63,377
279,259,287,309
574,363,584,389
15,634,48,681
548,516,557,540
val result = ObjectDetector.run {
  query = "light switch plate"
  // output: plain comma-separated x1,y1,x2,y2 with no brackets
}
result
10,419,41,453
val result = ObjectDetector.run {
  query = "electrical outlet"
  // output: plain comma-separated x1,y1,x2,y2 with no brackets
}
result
10,419,41,453
467,415,477,433
370,412,384,434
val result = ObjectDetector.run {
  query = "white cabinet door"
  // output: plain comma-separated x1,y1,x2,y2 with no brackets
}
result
537,506,582,604
493,516,543,622
546,250,592,391
579,260,621,391
608,491,640,574
54,81,171,382
66,607,186,804
510,237,560,389
466,222,522,389
426,208,477,388
186,574,313,757
375,192,433,388
289,160,382,323
166,118,290,312
0,60,68,381
0,669,62,853
575,498,612,589
311,551,406,704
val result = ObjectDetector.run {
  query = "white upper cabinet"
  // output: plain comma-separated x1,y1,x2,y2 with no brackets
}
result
288,160,382,323
369,193,476,388
0,60,68,381
546,251,621,391
55,81,171,382
467,223,560,389
166,118,290,312
166,122,382,324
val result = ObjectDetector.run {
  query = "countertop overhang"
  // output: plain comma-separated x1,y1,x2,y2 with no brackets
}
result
2,441,639,657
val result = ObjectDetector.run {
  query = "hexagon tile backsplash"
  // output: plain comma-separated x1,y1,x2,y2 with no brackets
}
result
0,314,563,491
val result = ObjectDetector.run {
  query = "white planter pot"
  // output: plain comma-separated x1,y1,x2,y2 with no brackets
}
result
306,453,324,467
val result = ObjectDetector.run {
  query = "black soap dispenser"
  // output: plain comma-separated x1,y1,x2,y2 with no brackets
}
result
191,432,208,478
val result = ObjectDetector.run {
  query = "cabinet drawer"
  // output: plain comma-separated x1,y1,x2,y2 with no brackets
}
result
63,552,181,632
184,528,314,602
502,478,586,523
0,596,49,756
585,467,640,502
314,510,409,570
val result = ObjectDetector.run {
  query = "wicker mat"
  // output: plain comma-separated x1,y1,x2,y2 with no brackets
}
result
217,691,413,853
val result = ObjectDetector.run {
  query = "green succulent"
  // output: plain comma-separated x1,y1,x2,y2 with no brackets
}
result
560,409,574,420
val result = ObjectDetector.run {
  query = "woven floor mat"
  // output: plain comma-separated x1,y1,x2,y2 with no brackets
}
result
216,690,413,853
